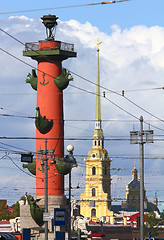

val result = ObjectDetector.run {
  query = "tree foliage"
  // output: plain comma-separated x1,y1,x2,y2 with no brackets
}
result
0,194,33,220
160,209,164,223
0,201,20,221
0,202,10,220
144,212,160,238
11,202,20,219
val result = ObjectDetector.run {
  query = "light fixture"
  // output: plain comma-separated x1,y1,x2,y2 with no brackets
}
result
41,14,58,41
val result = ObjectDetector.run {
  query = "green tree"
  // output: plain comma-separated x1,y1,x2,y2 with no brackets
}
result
10,194,34,219
0,202,10,220
10,201,20,219
144,212,160,238
160,209,164,223
0,194,34,220
20,194,33,202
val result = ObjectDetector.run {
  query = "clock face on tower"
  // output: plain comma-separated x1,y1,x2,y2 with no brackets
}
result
92,153,96,158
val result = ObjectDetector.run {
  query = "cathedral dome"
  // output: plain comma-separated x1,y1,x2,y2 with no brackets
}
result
127,179,140,191
127,163,140,191
132,167,138,175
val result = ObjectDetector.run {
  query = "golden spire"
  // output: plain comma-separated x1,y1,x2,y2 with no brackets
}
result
132,161,138,176
95,41,102,124
134,161,136,168
97,41,102,50
93,42,104,143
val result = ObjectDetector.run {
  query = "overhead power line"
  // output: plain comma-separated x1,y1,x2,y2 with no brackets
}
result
122,87,164,93
0,110,164,124
0,141,34,154
1,28,164,132
0,0,130,15
0,27,163,124
70,69,164,123
4,154,36,178
1,136,164,142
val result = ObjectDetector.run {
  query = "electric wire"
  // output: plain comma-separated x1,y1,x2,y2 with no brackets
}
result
69,83,164,132
0,113,35,119
104,94,164,132
122,87,164,93
123,94,164,123
2,26,164,182
0,107,30,117
70,69,164,124
2,153,67,181
1,27,164,127
2,136,164,141
0,47,38,71
5,154,36,178
2,147,164,161
0,89,162,96
54,123,64,152
1,111,163,123
1,28,164,132
0,0,130,15
0,141,35,154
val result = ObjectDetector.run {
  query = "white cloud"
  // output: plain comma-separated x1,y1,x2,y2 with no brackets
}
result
0,16,164,205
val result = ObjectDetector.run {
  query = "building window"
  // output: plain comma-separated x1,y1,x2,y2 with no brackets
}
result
95,141,97,146
92,188,96,196
104,167,107,175
90,200,95,207
91,208,96,217
92,167,96,175
98,140,100,146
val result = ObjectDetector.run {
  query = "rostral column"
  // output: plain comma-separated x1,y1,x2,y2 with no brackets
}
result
23,15,76,204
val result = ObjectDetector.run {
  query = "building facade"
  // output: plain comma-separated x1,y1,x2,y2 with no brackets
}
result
126,162,146,210
80,43,113,221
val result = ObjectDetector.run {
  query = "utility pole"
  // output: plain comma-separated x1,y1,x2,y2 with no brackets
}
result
130,116,153,240
139,116,144,240
37,138,56,240
44,138,48,240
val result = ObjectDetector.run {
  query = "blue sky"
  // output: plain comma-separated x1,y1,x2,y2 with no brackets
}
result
1,0,164,210
1,0,164,33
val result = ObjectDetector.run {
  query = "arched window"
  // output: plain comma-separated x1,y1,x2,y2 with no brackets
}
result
91,208,96,217
92,188,96,196
104,167,107,175
95,140,97,146
92,167,96,175
98,140,100,146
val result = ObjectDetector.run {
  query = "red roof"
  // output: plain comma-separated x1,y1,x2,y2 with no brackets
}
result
89,220,99,225
0,220,10,225
126,212,146,222
90,233,105,237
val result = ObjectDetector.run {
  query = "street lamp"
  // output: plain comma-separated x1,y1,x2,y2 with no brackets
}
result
64,145,77,240
37,142,76,240
65,145,77,240
130,116,153,240
53,145,76,240
37,138,55,240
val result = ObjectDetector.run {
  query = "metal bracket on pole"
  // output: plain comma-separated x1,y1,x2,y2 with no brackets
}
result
130,116,154,240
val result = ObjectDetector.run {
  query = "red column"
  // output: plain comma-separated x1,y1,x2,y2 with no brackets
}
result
36,41,64,197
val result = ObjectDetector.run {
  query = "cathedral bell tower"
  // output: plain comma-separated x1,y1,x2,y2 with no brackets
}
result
80,43,113,222
126,162,146,210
